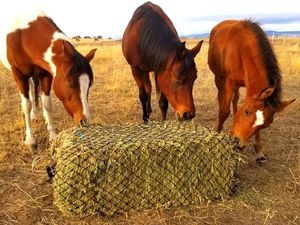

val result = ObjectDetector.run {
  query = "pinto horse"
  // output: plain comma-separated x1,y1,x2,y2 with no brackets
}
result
0,2,96,148
122,1,203,121
208,20,295,163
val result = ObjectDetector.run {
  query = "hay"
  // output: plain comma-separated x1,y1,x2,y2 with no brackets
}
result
50,121,240,216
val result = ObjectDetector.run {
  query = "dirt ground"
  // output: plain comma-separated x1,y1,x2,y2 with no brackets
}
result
0,39,299,225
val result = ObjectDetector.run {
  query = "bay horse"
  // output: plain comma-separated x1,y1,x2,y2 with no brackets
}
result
208,20,295,163
122,1,203,121
0,2,97,148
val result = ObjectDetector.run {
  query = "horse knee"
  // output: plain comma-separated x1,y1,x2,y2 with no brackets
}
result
21,95,32,114
41,94,52,112
139,92,147,103
219,108,231,120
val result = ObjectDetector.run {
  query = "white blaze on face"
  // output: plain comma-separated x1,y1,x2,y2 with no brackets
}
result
79,74,91,124
253,110,264,127
0,1,44,70
43,31,68,76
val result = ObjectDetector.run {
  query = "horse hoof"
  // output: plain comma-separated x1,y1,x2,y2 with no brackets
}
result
26,143,38,152
49,132,57,142
143,116,150,123
256,156,267,166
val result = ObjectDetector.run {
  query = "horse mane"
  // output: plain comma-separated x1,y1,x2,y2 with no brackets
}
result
245,20,282,109
45,17,63,33
130,2,181,74
67,45,93,88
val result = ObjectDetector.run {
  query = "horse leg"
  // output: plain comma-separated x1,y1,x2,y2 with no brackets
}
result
29,78,38,120
143,73,152,119
11,67,36,147
254,131,267,165
232,88,239,114
159,93,168,121
131,66,151,122
40,74,56,142
216,79,234,132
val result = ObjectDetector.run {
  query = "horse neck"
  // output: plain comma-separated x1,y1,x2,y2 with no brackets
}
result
244,51,270,98
48,39,73,78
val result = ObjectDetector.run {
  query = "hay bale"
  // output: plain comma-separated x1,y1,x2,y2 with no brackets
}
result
50,121,240,216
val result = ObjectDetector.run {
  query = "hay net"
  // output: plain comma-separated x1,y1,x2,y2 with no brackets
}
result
50,121,240,216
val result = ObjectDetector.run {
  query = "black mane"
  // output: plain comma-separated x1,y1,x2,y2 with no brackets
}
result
245,20,282,109
67,46,93,88
45,17,63,33
130,2,181,74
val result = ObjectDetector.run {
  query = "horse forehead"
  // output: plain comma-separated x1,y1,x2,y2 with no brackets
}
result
253,110,265,127
79,74,90,87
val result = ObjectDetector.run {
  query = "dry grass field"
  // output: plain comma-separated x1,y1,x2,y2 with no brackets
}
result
0,38,299,225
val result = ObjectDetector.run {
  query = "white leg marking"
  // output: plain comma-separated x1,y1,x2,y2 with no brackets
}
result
20,94,36,145
253,110,264,127
41,93,57,142
29,78,37,120
79,74,91,124
43,32,68,77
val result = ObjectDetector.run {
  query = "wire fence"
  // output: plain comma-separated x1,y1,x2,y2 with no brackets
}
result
49,121,241,216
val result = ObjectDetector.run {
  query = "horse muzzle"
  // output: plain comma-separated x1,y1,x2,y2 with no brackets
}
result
176,111,195,121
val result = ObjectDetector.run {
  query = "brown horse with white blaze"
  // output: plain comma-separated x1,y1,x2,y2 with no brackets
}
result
0,2,96,148
208,20,295,163
122,1,203,121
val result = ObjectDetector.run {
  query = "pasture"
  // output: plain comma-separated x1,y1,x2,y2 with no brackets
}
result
0,38,299,225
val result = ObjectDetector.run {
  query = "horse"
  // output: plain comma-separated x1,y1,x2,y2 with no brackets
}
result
0,1,97,148
208,20,295,163
122,1,203,121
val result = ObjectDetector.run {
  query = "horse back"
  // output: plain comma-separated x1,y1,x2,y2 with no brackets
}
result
1,2,62,75
122,1,178,72
208,20,256,83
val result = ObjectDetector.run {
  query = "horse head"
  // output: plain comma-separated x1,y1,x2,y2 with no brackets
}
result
231,87,295,147
52,41,97,125
157,40,203,121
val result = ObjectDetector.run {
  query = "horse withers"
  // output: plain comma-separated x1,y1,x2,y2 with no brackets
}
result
208,20,295,163
122,1,203,122
0,1,97,149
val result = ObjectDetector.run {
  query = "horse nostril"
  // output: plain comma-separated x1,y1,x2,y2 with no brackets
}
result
80,119,87,127
183,112,194,120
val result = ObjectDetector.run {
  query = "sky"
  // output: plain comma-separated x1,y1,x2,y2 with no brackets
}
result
31,0,300,38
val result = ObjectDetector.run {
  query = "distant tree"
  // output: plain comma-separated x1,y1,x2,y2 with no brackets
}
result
84,36,91,39
97,35,103,39
72,35,81,41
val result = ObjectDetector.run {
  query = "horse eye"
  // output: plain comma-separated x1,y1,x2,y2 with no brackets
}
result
245,109,250,116
176,79,184,86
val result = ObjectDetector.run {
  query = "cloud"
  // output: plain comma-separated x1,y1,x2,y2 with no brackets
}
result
182,13,300,24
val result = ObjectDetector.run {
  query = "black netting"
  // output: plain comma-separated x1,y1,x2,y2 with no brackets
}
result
49,121,240,216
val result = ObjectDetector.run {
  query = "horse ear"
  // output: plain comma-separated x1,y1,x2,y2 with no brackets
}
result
85,48,97,62
277,99,296,112
176,41,186,59
62,41,74,60
191,40,203,57
257,87,275,100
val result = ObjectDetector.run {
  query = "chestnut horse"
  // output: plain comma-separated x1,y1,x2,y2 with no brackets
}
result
0,2,96,148
122,1,203,121
208,20,295,163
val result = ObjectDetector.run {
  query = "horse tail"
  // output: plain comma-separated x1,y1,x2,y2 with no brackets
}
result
29,77,40,110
